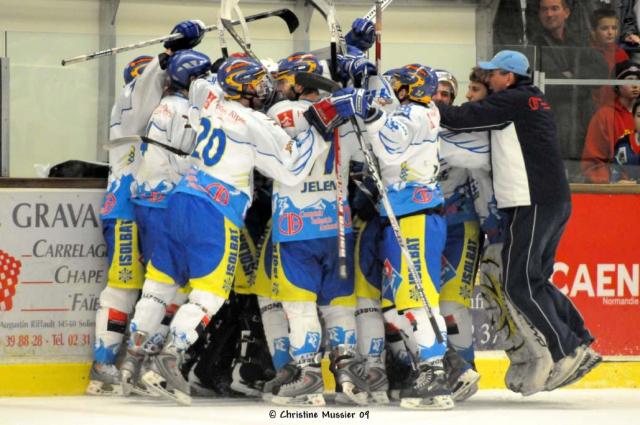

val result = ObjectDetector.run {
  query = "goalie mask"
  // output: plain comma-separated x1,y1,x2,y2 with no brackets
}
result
388,64,438,106
217,57,275,110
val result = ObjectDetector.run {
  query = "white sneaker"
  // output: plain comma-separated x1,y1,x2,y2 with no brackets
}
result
545,345,589,391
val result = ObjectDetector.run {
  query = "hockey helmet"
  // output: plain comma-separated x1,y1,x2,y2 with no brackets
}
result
217,56,274,102
435,69,459,101
167,49,212,89
123,55,153,85
388,64,439,105
275,52,323,86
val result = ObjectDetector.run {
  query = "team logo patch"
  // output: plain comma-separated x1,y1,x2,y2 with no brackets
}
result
101,193,117,215
278,212,303,236
204,183,230,206
412,187,434,204
277,110,295,128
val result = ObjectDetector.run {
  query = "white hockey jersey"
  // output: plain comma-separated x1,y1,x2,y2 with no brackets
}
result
268,99,361,243
174,93,327,228
133,93,196,209
438,127,505,242
101,56,166,220
365,101,443,217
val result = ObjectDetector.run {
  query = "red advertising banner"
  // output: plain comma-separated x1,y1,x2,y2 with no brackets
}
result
552,193,640,356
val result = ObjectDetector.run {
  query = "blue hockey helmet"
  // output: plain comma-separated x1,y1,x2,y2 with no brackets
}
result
123,55,153,85
275,52,323,86
167,49,212,89
388,64,439,105
217,57,273,102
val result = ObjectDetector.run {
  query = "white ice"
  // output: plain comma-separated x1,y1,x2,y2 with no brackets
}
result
1,390,638,425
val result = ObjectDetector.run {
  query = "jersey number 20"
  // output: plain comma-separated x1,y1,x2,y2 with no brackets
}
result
192,117,226,167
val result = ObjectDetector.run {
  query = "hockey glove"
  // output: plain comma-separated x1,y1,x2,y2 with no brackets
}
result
345,18,376,51
337,51,377,88
304,98,347,140
332,87,381,123
164,20,206,51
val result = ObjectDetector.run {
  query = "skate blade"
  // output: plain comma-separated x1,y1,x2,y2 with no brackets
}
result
230,381,262,397
335,382,368,406
130,382,161,398
141,370,191,406
86,380,123,396
400,395,455,410
120,370,134,397
452,369,481,402
368,390,390,405
454,383,478,403
271,393,326,406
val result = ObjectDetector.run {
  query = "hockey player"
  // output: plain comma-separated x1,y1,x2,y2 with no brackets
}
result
121,50,212,395
87,19,205,396
261,52,369,407
122,56,328,405
326,64,452,410
434,68,482,402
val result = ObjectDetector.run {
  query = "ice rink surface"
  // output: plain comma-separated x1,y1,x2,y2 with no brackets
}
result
1,390,638,425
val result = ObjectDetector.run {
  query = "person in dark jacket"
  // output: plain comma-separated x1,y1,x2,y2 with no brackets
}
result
437,50,602,393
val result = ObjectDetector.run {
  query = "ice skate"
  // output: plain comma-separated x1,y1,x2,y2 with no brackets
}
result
443,347,480,402
400,360,454,410
120,331,154,397
262,363,298,401
545,344,590,391
86,362,123,396
271,360,325,407
230,360,265,397
141,344,191,406
558,346,602,388
365,362,390,405
330,348,369,406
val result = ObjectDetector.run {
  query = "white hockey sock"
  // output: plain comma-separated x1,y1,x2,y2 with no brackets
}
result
94,286,139,364
403,307,447,364
146,290,189,354
440,300,475,363
355,297,385,358
257,295,292,370
282,301,321,364
129,279,177,345
168,289,226,352
383,308,419,356
319,304,357,353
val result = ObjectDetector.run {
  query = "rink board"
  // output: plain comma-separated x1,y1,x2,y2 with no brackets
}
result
1,356,640,396
1,186,640,396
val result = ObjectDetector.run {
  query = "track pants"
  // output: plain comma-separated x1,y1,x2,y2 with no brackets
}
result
502,202,593,362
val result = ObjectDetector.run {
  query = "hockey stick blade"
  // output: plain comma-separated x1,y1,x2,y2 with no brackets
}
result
103,136,191,157
295,72,341,93
61,8,298,66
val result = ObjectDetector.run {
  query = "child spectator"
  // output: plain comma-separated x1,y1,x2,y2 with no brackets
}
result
582,60,640,183
612,98,640,183
591,7,629,72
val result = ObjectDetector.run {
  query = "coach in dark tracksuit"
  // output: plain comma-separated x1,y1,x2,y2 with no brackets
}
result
436,50,600,391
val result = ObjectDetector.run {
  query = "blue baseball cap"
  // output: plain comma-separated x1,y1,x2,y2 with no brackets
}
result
478,50,530,77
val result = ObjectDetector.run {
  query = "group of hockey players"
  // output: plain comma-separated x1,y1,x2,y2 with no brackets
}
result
85,14,601,410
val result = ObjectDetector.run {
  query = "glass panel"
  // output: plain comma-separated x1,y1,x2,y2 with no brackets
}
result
7,31,100,177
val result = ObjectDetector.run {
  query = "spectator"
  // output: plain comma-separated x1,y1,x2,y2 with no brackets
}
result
530,0,609,179
591,7,630,71
581,60,640,182
611,99,640,182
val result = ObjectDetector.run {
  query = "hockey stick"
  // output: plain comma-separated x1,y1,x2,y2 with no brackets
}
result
300,43,444,341
61,8,299,66
308,0,393,60
103,135,191,157
375,0,383,71
307,0,349,280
